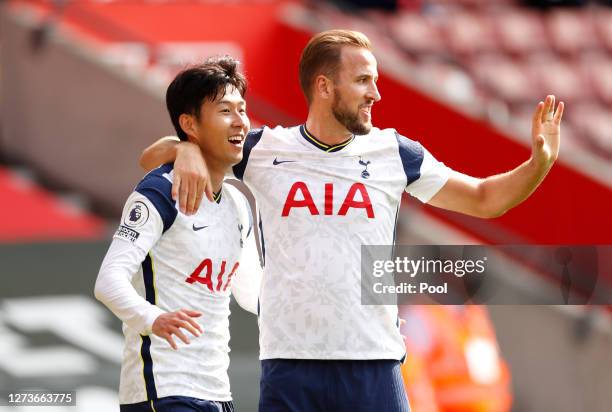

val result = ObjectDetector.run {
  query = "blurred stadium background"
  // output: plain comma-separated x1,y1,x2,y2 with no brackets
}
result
0,0,611,411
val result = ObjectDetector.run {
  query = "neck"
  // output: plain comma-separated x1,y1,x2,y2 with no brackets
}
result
305,104,352,146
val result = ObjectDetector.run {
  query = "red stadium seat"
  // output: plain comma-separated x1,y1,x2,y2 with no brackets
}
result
326,8,398,53
389,11,447,55
415,58,481,109
546,9,600,55
469,54,537,105
594,7,612,52
524,54,592,104
494,10,550,55
569,103,612,158
580,53,612,105
443,10,499,56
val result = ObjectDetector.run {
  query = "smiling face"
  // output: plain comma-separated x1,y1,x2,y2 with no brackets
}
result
166,56,249,173
330,46,381,135
182,85,250,169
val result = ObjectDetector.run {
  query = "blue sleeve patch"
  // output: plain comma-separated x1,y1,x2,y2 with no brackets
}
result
232,128,264,181
135,163,177,233
395,132,424,186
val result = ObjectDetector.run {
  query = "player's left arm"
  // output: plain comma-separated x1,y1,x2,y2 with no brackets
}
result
427,95,564,218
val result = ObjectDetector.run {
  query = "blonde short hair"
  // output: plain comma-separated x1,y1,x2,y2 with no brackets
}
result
299,30,372,104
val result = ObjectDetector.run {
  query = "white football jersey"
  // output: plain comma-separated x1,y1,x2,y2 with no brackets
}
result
96,164,261,405
231,125,450,360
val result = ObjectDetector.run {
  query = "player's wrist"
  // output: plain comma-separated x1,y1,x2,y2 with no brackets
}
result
176,141,206,164
528,153,554,175
175,141,194,159
146,307,167,336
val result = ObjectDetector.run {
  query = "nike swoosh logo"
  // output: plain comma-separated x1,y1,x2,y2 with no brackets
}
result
273,157,296,165
192,224,209,231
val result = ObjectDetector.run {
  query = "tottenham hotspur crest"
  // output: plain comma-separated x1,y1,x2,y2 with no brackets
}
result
359,157,371,179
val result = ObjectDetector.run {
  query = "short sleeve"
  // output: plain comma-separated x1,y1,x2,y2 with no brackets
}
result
396,133,451,203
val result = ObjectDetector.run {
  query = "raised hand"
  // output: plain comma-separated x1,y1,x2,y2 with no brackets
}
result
152,309,203,350
531,95,564,168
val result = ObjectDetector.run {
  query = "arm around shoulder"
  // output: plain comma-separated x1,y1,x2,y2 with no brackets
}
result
139,136,181,172
140,136,211,214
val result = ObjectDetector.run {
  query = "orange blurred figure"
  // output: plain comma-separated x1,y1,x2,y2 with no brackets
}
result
400,306,512,412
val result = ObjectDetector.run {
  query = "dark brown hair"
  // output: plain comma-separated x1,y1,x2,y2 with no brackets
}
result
166,56,247,141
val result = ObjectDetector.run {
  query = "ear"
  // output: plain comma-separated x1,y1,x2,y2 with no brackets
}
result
314,74,333,100
178,113,198,140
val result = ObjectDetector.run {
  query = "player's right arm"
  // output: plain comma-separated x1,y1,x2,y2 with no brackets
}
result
94,191,202,349
139,136,182,170
140,137,213,213
399,96,563,219
427,96,563,218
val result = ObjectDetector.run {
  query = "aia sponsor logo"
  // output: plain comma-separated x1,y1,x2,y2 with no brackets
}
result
281,182,374,218
185,258,239,292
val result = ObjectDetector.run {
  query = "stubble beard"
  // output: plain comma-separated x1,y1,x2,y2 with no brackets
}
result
331,92,372,136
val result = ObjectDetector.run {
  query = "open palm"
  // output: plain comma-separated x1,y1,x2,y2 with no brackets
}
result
531,95,564,167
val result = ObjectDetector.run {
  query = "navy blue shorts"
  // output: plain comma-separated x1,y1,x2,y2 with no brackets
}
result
259,359,410,412
120,396,235,412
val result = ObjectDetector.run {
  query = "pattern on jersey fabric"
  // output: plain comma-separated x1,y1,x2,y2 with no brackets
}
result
233,128,264,181
136,163,178,233
239,125,450,360
140,253,158,401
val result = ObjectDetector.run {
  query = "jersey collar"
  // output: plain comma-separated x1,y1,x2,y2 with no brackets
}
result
213,189,222,204
299,125,354,153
